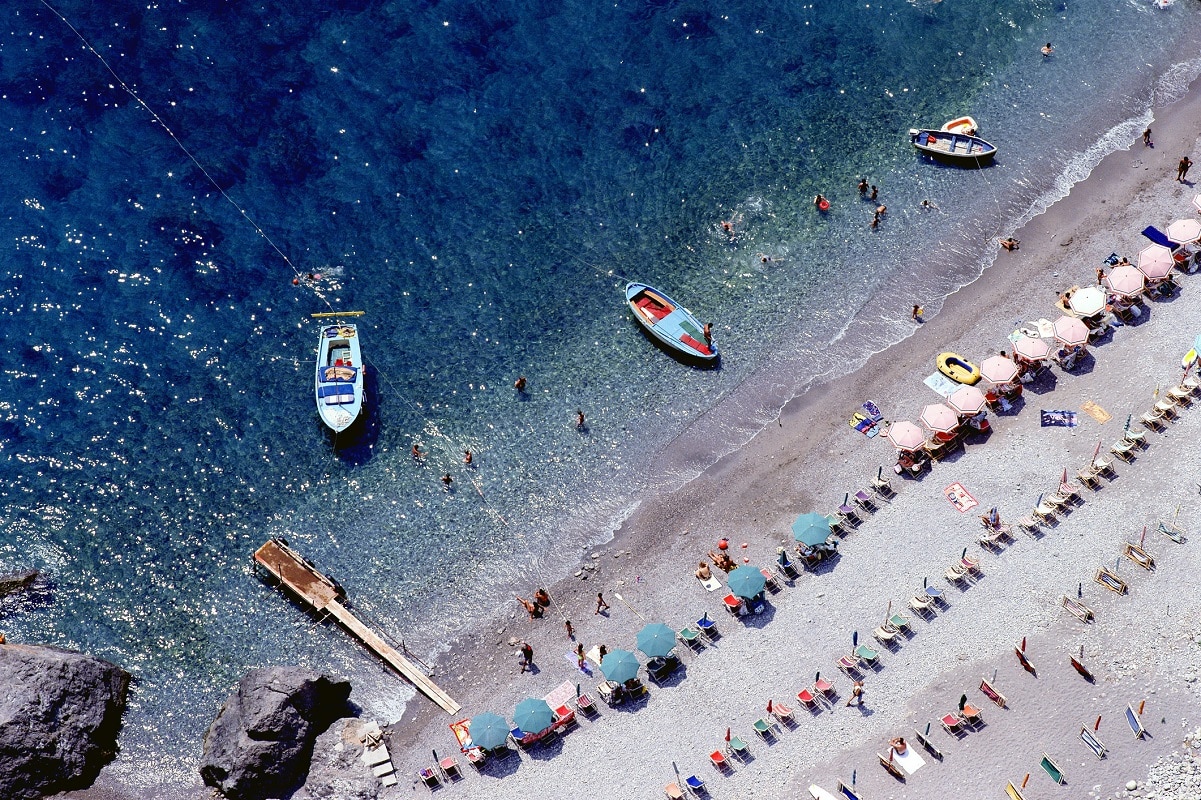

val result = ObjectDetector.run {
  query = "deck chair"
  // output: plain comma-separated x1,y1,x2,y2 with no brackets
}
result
913,727,943,759
960,553,982,572
1154,398,1178,418
1040,753,1065,784
837,780,865,800
1077,465,1102,487
853,489,877,511
887,613,911,633
871,474,893,496
1005,782,1029,800
722,594,744,615
678,626,703,650
979,528,1006,548
945,564,970,584
759,567,781,591
939,713,964,734
1168,385,1193,405
797,688,820,708
908,594,933,615
418,767,440,789
1043,492,1068,512
854,644,880,665
727,735,749,759
1182,374,1201,392
1032,500,1057,523
1159,519,1186,543
814,676,836,697
709,750,728,771
665,782,685,800
438,756,461,781
1094,566,1128,594
1080,726,1107,759
837,503,861,526
979,678,1007,707
684,775,705,795
877,752,904,780
1123,542,1155,570
960,702,983,725
752,718,774,739
575,693,597,716
923,585,945,603
873,625,897,644
1017,516,1040,535
771,701,795,724
825,514,845,536
1057,481,1081,502
837,655,861,674
1111,439,1137,461
696,614,718,640
1126,704,1147,739
1139,410,1165,431
1061,596,1095,622
1093,454,1115,475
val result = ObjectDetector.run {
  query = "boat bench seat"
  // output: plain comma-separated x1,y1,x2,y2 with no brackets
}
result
319,384,355,404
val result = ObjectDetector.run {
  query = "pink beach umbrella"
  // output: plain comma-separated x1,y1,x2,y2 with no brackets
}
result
919,403,960,434
883,421,926,452
1137,244,1175,281
1193,194,1201,214
1167,218,1201,244
980,355,1019,384
1012,335,1051,363
1106,264,1145,298
947,385,987,415
1067,286,1106,318
1053,316,1090,348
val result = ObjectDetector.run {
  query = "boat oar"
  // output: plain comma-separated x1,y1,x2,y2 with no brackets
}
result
612,592,644,621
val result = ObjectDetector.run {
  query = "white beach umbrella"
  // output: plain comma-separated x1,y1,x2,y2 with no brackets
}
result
1167,218,1201,244
1053,316,1090,347
1193,194,1201,214
1137,244,1174,280
1105,264,1145,298
980,355,1019,384
1067,285,1106,317
1012,335,1051,362
919,403,960,434
883,421,925,452
947,385,987,416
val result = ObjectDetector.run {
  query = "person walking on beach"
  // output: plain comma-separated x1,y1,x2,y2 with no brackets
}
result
846,680,865,706
565,619,574,640
1177,156,1193,182
595,591,610,615
1143,127,1153,146
519,641,534,673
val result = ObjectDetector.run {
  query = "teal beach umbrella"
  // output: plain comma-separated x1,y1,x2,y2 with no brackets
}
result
727,565,766,599
513,698,553,734
600,648,640,683
635,622,677,658
792,512,832,547
468,712,510,750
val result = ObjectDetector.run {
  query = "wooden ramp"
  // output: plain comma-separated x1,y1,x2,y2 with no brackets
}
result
254,538,461,715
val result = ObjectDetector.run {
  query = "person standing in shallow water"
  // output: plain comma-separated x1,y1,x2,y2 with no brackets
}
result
857,178,869,195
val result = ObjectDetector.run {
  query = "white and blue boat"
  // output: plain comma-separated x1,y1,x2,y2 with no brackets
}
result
909,128,996,165
313,314,365,432
625,282,718,363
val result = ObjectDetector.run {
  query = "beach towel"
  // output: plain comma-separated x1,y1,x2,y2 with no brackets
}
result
924,372,959,398
1040,410,1078,427
848,411,879,437
862,400,883,421
700,576,722,592
890,746,926,775
1080,400,1111,423
943,482,978,513
564,653,593,676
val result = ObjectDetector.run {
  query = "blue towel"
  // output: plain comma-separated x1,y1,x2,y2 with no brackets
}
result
1141,225,1179,251
1040,410,1078,427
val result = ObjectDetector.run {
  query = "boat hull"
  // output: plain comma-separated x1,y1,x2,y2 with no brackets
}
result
625,282,718,363
937,352,981,385
315,323,365,432
910,129,996,166
940,116,979,136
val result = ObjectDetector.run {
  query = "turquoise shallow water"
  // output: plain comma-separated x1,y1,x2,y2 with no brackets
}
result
2,0,1200,786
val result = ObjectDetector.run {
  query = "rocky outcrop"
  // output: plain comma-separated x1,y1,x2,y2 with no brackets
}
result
200,667,352,800
0,643,130,800
0,568,38,598
290,718,379,800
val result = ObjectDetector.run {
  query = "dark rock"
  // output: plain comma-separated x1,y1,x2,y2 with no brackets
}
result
291,718,379,800
200,667,351,800
0,643,130,800
0,568,38,598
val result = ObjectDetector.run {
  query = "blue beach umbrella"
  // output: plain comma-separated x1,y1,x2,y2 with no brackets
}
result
468,712,509,750
635,622,677,658
513,698,554,734
792,512,832,547
600,648,641,683
727,565,766,599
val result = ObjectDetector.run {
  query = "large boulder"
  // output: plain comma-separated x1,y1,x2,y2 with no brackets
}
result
0,643,130,800
200,667,351,800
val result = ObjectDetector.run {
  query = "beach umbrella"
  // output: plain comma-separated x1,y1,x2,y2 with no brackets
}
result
513,698,554,734
959,693,968,711
947,385,987,415
468,712,510,750
883,421,925,452
919,403,959,434
1012,335,1051,362
852,631,859,647
1138,244,1175,281
727,565,766,599
767,699,773,714
1106,265,1145,298
1052,316,1089,348
1068,286,1107,317
725,727,731,742
980,355,1019,384
792,512,833,547
1194,194,1201,214
1167,218,1201,244
600,648,640,683
635,622,677,658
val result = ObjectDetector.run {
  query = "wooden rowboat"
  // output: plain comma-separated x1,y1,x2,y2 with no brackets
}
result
625,282,718,363
940,116,979,136
909,128,996,166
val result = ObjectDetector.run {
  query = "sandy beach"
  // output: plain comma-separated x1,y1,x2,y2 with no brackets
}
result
367,76,1201,800
64,60,1201,800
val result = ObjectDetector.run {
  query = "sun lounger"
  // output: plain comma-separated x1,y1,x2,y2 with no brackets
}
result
1126,704,1147,739
836,780,864,800
837,655,860,674
678,626,703,649
709,750,729,771
1080,726,1107,759
752,718,774,739
1061,596,1095,622
1040,753,1065,784
960,702,983,725
854,644,880,665
871,474,893,496
814,676,836,697
665,782,685,800
1005,781,1029,800
913,727,943,759
877,752,904,780
1139,411,1165,431
1159,519,1186,543
873,625,897,645
772,701,795,723
945,564,969,584
727,735,749,759
1094,566,1128,594
1123,542,1155,570
979,678,1007,707
940,713,964,734
908,594,933,615
684,775,706,796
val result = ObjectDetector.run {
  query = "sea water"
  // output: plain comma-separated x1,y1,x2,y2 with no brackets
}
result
1,0,1199,789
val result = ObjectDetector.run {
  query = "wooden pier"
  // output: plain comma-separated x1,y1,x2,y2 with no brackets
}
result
253,538,461,716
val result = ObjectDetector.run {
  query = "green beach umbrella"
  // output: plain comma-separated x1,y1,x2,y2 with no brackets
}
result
792,512,832,547
600,648,640,683
513,698,553,734
467,712,509,750
635,622,677,658
727,565,766,599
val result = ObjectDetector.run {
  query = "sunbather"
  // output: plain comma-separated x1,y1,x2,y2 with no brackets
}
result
516,595,543,619
889,736,908,755
695,561,712,581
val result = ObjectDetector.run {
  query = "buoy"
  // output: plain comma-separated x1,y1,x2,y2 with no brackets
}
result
818,198,830,211
740,542,748,549
292,277,299,285
717,539,729,550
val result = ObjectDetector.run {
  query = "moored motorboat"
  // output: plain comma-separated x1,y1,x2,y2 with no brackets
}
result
625,282,717,362
937,352,981,385
313,312,365,432
909,128,996,165
940,116,979,136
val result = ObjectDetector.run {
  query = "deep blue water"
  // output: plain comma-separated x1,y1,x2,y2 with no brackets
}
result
2,0,1200,787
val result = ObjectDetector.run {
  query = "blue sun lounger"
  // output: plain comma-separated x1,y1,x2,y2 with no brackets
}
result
1126,704,1147,739
1080,726,1107,759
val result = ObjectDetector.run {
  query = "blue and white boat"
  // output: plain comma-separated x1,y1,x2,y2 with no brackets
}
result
314,316,365,432
625,282,718,363
909,128,996,165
